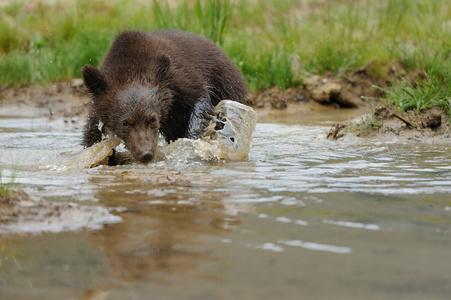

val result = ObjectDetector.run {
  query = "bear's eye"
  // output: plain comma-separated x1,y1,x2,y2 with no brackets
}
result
122,120,129,127
146,116,156,126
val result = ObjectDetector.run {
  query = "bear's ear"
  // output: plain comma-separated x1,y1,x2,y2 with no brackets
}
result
155,54,171,82
82,65,107,96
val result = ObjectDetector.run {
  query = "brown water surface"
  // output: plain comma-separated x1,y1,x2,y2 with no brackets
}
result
1,112,451,299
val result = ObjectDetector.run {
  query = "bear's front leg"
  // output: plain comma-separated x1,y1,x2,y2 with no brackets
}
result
186,95,215,140
81,111,102,147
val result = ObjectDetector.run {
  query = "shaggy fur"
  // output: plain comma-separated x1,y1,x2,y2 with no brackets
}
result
82,30,247,163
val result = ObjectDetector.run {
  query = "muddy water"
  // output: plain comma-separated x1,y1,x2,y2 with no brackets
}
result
1,111,451,300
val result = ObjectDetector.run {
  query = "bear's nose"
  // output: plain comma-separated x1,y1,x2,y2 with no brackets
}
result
139,150,154,163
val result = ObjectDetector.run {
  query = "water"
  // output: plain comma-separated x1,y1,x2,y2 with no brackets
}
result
1,113,451,299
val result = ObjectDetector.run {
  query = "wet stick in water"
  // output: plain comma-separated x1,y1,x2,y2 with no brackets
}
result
73,134,121,170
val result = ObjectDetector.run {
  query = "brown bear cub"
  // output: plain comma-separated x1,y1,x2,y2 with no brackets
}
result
81,30,247,163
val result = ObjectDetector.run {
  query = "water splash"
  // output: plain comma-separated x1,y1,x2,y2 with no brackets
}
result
71,100,258,168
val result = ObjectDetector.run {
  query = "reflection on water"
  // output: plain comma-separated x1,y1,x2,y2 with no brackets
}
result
87,178,235,283
1,115,451,299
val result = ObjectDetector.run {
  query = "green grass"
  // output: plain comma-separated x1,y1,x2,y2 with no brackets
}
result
0,166,16,199
0,0,450,112
0,185,13,199
354,114,382,134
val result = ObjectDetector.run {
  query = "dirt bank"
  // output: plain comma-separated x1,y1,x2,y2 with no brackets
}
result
0,60,423,122
0,61,381,121
327,105,451,144
1,61,448,138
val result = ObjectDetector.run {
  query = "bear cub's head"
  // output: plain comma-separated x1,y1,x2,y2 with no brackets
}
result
82,59,171,163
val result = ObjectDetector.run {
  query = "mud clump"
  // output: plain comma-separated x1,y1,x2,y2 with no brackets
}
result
328,106,451,143
246,87,305,109
246,60,384,111
365,106,448,134
305,75,371,108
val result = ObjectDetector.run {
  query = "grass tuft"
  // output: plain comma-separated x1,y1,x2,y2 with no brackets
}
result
0,166,16,199
379,73,451,115
354,114,382,134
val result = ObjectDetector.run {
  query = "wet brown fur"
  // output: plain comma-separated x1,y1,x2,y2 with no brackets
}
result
81,30,247,163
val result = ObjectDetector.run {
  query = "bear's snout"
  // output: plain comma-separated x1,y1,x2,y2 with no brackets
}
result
139,150,154,163
125,127,159,164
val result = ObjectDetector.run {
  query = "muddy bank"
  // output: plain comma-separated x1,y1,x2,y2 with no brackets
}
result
0,186,122,235
0,79,87,130
1,61,449,146
0,60,423,121
246,70,374,110
0,76,364,132
327,105,451,143
245,58,410,110
0,59,387,120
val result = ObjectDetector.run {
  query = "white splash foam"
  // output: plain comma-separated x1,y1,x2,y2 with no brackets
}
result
255,243,285,252
295,219,309,226
279,240,352,254
275,216,292,223
323,219,380,231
